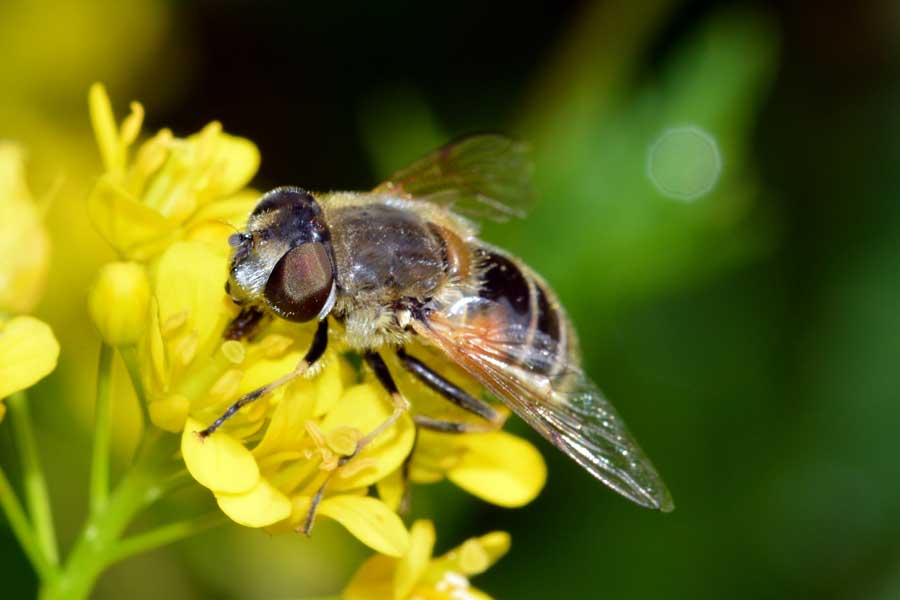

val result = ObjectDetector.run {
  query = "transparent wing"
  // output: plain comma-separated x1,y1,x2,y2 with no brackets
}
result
412,299,674,511
373,134,534,222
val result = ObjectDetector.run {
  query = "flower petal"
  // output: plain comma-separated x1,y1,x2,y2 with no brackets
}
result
474,531,511,569
426,530,509,588
154,242,229,351
186,191,259,232
251,378,316,459
148,394,190,432
318,495,410,557
215,477,291,527
312,350,345,417
323,384,415,491
0,317,59,398
181,418,259,493
375,468,405,513
188,130,260,199
445,431,547,508
87,177,175,258
343,555,396,600
394,520,436,599
88,83,124,174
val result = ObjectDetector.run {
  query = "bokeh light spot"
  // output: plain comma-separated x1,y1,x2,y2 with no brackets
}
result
646,125,722,202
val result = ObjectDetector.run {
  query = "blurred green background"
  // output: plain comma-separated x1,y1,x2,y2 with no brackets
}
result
3,0,900,597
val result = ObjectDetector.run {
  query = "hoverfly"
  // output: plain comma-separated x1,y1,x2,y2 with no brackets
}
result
201,135,673,530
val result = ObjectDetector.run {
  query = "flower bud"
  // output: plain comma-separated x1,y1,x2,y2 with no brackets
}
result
88,262,150,346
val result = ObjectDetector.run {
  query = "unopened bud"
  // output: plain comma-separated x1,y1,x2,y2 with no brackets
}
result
88,262,150,346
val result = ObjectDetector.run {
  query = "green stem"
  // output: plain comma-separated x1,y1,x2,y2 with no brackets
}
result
7,391,59,567
89,344,114,515
0,463,54,581
119,346,151,428
105,512,224,566
38,429,180,600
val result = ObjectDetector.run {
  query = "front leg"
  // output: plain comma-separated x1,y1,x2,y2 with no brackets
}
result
390,348,506,514
223,306,266,341
198,319,329,438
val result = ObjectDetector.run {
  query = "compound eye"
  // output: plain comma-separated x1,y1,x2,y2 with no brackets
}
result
264,243,334,322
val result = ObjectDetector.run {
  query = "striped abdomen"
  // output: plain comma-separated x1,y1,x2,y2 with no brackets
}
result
464,248,575,381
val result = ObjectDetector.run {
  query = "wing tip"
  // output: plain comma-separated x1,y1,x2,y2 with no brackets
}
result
644,486,675,513
657,494,676,513
624,480,674,513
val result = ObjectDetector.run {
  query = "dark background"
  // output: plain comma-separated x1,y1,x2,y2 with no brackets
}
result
3,0,900,597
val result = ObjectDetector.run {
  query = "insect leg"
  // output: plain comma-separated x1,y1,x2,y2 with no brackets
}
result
394,410,501,522
396,428,417,515
300,351,411,535
396,348,504,427
412,415,497,433
356,352,412,448
197,319,329,438
223,306,265,341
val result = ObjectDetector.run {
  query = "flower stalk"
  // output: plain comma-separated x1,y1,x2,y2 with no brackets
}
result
119,345,151,428
89,343,114,515
7,391,59,567
106,511,225,565
0,343,222,600
38,429,184,600
0,459,54,581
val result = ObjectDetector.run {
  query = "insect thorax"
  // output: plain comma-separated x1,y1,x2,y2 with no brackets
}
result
322,194,476,350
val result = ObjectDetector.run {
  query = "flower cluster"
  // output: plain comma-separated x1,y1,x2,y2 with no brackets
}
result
345,520,510,600
87,83,260,261
0,142,59,415
84,85,546,587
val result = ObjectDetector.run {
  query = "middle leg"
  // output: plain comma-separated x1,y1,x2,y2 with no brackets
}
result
390,348,507,513
300,351,410,535
396,348,505,430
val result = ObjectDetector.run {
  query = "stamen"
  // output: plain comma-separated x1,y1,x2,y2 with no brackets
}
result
338,457,377,478
304,420,327,449
174,331,199,366
318,449,339,471
220,340,245,364
326,426,362,457
161,310,189,337
209,369,243,402
258,334,294,358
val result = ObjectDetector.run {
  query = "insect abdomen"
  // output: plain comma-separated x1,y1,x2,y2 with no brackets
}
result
472,249,572,380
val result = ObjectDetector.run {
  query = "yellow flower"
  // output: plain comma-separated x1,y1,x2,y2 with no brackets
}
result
406,429,546,508
0,316,60,418
0,142,50,315
135,240,411,555
0,141,58,418
87,83,260,260
87,261,151,347
344,520,509,600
